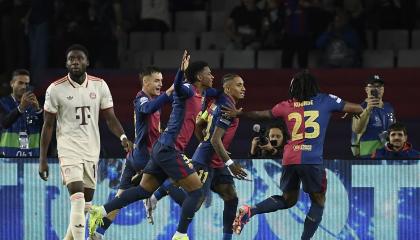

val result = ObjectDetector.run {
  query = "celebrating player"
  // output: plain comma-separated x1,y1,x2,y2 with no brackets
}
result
89,51,243,240
225,70,363,239
38,44,133,240
90,66,174,239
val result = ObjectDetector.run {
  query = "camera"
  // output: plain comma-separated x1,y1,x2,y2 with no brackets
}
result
253,124,269,145
371,89,379,98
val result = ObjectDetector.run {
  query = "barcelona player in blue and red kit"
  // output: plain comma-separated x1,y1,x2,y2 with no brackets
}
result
192,74,247,240
89,52,233,240
91,66,174,239
227,71,363,240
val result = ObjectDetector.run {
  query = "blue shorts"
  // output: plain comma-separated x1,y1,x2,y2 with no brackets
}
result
280,164,327,193
143,141,195,182
193,162,234,193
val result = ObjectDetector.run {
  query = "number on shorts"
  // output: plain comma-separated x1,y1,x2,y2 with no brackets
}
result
197,170,208,183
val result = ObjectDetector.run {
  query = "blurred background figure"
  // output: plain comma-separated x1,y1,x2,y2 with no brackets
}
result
371,122,420,159
316,9,362,68
0,69,42,157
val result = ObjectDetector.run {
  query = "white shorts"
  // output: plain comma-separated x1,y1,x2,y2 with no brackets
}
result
60,159,97,189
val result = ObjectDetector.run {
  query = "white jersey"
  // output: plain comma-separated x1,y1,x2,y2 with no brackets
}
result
44,74,113,165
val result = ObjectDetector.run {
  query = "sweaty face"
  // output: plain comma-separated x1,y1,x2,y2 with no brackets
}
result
197,66,214,88
268,128,283,147
66,50,89,78
389,130,407,149
143,72,163,97
226,77,245,100
11,75,30,99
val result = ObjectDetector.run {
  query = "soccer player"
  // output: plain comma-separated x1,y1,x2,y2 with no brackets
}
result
226,71,363,240
143,74,247,240
90,66,174,239
38,44,133,240
89,52,246,240
192,73,247,240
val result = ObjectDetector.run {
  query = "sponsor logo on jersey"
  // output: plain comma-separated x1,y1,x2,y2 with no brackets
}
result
293,144,313,151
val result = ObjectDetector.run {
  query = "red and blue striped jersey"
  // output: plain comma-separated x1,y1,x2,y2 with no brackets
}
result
192,93,239,168
271,93,345,165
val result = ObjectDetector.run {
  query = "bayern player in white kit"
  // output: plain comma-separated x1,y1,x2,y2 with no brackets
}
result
38,44,133,240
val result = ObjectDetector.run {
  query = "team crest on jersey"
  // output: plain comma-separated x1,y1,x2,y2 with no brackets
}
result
90,92,96,99
64,168,71,176
140,97,149,105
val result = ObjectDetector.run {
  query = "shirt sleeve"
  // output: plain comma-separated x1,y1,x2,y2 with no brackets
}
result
271,101,286,118
325,93,345,112
215,108,233,130
43,84,58,114
100,81,114,110
134,93,171,114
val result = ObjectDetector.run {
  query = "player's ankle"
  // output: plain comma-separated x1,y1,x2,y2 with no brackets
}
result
173,231,187,237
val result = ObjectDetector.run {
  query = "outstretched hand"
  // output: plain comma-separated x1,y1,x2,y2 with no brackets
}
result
180,50,190,71
222,104,243,118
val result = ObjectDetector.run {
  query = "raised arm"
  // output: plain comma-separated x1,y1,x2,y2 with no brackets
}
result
344,100,372,134
135,88,172,114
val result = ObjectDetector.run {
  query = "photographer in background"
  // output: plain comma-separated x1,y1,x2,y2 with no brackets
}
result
371,122,420,159
0,69,43,157
351,75,395,158
249,123,288,158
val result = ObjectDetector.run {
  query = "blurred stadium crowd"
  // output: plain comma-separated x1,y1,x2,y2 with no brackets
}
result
1,0,420,83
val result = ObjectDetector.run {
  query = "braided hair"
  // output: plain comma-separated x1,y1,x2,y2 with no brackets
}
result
288,70,320,102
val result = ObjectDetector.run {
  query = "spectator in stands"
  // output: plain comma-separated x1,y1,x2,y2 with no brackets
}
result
351,75,395,158
250,123,288,158
26,0,53,84
225,0,265,50
261,0,286,49
0,69,43,157
316,9,362,68
371,122,420,159
280,0,313,68
135,0,170,32
88,0,123,68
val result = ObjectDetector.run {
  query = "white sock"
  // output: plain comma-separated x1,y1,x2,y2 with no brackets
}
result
69,192,85,240
63,224,73,240
173,231,187,237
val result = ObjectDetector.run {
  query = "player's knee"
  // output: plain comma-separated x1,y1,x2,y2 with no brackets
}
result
281,195,298,208
310,192,326,207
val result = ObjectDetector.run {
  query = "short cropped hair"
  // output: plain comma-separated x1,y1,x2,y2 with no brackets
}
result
65,44,89,58
221,73,240,86
388,122,407,135
11,69,30,79
139,66,162,79
185,61,208,83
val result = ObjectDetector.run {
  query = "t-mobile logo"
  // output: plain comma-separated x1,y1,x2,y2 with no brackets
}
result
75,106,91,125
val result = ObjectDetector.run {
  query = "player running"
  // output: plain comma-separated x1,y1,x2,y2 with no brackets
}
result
90,66,174,239
89,51,245,240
